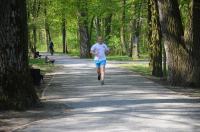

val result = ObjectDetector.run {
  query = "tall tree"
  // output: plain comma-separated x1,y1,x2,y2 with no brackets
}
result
120,0,127,55
95,17,102,36
130,1,143,59
157,0,189,85
29,0,41,53
62,16,68,53
148,0,163,77
185,0,200,86
44,0,51,52
77,0,90,58
104,14,112,43
0,0,38,109
129,3,136,58
60,0,69,54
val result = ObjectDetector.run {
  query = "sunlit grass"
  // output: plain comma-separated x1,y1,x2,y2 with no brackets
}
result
107,55,149,61
107,56,132,61
68,49,80,57
120,63,151,76
29,58,55,74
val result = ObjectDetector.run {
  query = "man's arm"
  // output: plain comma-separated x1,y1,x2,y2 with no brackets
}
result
106,50,110,55
90,50,96,55
105,44,110,55
90,44,97,55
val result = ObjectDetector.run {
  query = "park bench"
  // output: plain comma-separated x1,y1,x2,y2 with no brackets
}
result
30,68,43,86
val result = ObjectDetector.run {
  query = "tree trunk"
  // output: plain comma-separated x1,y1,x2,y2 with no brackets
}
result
0,0,38,110
131,2,142,59
28,0,41,53
89,16,95,43
185,0,200,86
77,0,90,58
95,17,101,36
120,0,127,55
104,14,112,44
129,18,136,57
45,24,51,52
157,0,189,85
148,0,163,77
62,16,68,54
163,44,167,77
44,0,50,52
33,26,37,52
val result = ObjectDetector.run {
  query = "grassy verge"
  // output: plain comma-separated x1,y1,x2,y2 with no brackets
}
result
67,49,80,57
107,55,149,61
107,56,132,61
120,63,151,76
120,63,200,97
29,58,55,74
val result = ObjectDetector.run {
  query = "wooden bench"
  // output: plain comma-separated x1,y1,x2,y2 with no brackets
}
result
30,68,43,86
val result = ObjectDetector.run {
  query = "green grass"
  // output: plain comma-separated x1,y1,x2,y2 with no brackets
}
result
107,55,149,61
67,49,80,57
107,56,133,61
29,58,55,74
120,63,151,76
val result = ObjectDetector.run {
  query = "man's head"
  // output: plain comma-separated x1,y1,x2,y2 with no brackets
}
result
97,36,103,44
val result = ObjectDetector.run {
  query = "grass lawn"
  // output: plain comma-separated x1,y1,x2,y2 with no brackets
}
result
120,63,151,76
107,56,133,61
107,55,149,61
29,58,55,74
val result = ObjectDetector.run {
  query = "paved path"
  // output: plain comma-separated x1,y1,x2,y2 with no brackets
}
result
16,55,200,132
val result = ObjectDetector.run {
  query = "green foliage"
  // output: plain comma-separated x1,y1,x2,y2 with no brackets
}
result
27,0,150,58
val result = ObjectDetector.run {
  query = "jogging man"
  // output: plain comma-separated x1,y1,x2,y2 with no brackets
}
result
90,36,109,85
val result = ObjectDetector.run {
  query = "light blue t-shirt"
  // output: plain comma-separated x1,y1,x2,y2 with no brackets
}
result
91,43,109,61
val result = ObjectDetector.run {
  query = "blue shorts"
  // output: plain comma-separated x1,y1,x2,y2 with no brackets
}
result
95,60,106,68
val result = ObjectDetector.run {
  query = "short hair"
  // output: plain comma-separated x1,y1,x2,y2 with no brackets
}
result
97,36,103,40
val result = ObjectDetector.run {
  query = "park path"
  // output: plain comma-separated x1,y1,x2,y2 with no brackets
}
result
16,54,200,132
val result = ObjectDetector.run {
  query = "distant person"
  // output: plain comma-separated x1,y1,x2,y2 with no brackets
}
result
49,41,54,55
34,51,41,59
90,36,110,85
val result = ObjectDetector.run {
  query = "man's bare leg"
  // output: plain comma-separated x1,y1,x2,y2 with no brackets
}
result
97,68,100,74
100,66,105,85
97,68,101,80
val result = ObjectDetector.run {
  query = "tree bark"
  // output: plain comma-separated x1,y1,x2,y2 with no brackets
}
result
45,23,51,52
131,2,142,59
104,14,112,44
130,21,138,58
77,0,90,58
157,0,189,85
28,0,41,53
148,0,163,77
62,16,68,53
33,26,37,52
0,0,38,109
95,17,102,36
89,16,95,43
185,0,200,86
129,18,136,57
120,0,127,55
44,0,50,52
163,44,167,77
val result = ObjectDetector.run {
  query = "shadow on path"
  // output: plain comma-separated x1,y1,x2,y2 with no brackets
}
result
3,54,200,132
